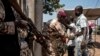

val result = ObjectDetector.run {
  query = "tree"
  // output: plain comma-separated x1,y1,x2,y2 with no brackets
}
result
43,0,65,15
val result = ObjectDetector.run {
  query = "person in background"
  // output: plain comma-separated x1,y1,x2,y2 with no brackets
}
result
87,24,93,48
89,25,93,43
49,10,69,56
67,16,76,56
74,6,89,56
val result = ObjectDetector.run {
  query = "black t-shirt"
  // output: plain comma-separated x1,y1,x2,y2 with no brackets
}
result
1,0,15,21
0,0,20,55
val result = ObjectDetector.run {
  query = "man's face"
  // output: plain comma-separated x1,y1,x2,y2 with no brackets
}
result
58,16,65,23
57,11,67,24
75,9,81,16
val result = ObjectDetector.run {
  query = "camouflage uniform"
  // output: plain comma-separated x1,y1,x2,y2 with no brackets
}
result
17,20,32,56
42,22,52,56
0,0,20,56
49,18,68,56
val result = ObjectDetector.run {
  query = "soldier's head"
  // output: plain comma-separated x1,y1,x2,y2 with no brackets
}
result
57,10,67,23
75,5,83,16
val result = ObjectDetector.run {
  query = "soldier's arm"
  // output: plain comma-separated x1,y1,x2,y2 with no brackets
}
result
0,0,28,35
0,21,15,35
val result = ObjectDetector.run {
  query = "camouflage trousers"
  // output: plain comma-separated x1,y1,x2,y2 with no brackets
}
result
48,38,66,56
20,40,32,56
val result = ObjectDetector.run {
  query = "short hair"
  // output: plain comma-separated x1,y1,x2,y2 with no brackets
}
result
75,5,83,13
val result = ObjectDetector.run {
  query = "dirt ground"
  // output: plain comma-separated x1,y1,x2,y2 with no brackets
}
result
63,35,100,56
93,35,100,56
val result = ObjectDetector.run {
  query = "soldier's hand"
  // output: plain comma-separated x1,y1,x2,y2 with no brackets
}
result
66,38,69,44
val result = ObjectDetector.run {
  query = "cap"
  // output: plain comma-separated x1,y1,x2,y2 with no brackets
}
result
57,10,67,17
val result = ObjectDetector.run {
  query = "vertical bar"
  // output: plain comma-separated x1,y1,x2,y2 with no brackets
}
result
94,20,97,42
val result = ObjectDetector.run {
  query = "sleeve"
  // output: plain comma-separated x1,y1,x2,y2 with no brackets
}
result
55,23,65,36
0,22,15,35
49,19,56,29
5,22,15,35
49,20,65,36
80,18,87,28
49,19,69,38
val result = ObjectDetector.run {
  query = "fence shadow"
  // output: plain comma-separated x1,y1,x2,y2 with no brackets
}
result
94,42,100,49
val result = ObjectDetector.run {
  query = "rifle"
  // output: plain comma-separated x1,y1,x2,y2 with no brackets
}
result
25,18,50,51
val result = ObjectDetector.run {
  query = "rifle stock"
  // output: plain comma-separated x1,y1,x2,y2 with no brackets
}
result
27,18,49,50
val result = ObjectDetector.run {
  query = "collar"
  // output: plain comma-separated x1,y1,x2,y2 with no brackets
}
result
78,14,84,18
76,14,84,20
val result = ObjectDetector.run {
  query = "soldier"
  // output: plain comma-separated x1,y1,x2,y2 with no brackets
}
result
0,0,50,56
67,16,76,56
0,0,30,56
16,20,32,56
49,10,71,56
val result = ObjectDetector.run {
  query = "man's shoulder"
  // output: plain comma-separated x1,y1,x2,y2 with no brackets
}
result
49,18,58,27
50,18,58,24
80,14,87,20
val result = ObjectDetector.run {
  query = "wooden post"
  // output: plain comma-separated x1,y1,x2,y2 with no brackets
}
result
27,0,35,24
27,0,43,56
33,0,43,56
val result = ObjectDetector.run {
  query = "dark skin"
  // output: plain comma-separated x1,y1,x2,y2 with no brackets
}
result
57,14,69,27
58,15,74,31
75,7,87,38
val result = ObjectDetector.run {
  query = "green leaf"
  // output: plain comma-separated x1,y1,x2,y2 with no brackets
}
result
43,0,64,15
